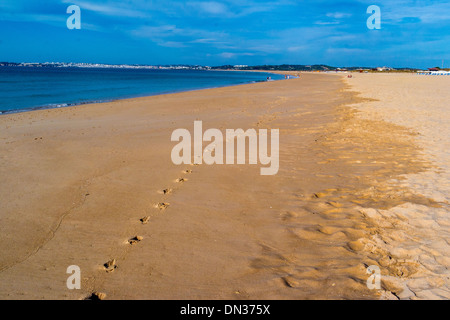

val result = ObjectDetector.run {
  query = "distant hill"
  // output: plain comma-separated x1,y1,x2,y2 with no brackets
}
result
211,64,334,71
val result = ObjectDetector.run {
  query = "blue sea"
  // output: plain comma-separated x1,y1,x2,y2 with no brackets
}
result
0,67,283,114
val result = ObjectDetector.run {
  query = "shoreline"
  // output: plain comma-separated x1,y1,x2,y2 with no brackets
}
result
3,69,427,116
0,68,282,115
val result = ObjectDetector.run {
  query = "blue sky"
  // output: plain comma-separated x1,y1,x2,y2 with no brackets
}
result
0,0,449,68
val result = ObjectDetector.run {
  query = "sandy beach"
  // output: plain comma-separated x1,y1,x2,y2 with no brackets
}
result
0,73,448,300
345,73,450,299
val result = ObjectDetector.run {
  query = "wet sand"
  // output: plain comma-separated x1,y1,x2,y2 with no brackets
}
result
0,73,447,299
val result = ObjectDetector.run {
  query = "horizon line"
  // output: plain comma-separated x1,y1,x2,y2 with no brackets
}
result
1,61,442,70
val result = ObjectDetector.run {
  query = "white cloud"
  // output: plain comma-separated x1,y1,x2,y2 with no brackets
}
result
326,12,352,19
62,0,151,18
131,24,231,49
287,46,307,52
219,52,236,58
187,1,229,15
219,52,254,59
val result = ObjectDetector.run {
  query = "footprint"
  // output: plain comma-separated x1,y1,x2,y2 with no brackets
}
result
157,202,170,210
282,276,300,288
104,259,117,273
140,216,150,224
318,226,340,235
183,169,193,174
326,201,343,208
313,192,327,199
163,188,172,195
176,178,187,183
128,236,143,245
86,292,107,300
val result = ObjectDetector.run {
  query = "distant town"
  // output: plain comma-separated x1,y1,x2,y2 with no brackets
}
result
0,61,448,73
0,61,211,70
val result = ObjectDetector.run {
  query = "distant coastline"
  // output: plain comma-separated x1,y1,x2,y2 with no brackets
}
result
2,61,443,72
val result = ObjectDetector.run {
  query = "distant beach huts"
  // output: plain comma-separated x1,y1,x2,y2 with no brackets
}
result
417,70,450,75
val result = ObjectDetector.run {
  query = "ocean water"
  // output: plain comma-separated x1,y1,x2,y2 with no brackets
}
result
0,67,284,114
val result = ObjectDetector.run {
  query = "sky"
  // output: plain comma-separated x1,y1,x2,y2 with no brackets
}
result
0,0,449,68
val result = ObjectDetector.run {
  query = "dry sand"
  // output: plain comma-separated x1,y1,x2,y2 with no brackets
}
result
345,73,450,299
0,73,448,300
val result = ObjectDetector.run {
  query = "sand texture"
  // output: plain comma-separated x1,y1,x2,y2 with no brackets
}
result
0,73,448,299
345,73,450,299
